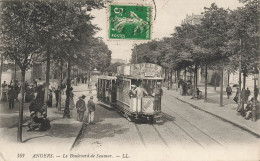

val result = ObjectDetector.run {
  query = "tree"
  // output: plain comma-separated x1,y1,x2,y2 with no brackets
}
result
0,1,45,142
104,62,125,74
0,0,105,141
226,0,259,111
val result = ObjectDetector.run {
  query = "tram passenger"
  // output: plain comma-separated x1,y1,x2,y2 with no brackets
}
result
129,85,137,98
152,83,163,111
136,83,148,112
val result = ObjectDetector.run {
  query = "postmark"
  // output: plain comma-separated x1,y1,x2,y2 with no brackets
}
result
109,4,152,40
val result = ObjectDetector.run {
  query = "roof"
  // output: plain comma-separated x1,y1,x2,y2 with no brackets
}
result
97,76,117,80
118,75,164,80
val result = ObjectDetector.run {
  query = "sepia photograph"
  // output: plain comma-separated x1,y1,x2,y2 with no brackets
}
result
0,0,259,160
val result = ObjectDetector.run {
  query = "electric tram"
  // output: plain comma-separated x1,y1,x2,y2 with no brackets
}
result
97,63,164,122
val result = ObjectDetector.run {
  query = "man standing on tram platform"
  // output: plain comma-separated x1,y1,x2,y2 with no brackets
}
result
152,83,163,111
136,83,148,112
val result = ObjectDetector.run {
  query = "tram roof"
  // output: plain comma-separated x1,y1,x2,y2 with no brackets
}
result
117,75,164,80
97,76,117,80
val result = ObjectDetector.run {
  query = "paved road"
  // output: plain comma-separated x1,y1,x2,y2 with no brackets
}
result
73,92,260,160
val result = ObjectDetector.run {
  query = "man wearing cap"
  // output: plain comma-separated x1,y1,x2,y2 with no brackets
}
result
152,83,163,111
87,96,96,124
76,95,86,122
136,83,148,112
129,85,137,98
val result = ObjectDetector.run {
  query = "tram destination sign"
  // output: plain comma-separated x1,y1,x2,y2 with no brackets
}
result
131,63,163,78
117,63,163,78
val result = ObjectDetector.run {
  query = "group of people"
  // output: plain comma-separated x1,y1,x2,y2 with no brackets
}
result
27,85,51,131
128,83,163,112
1,80,21,109
76,95,96,125
231,85,260,121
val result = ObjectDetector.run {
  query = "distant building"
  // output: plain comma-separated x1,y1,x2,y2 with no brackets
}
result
111,59,127,64
182,14,203,25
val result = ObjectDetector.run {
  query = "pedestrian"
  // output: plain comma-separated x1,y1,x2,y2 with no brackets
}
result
7,86,16,109
69,87,75,109
33,79,38,88
245,87,251,102
14,82,20,101
74,76,77,86
87,96,95,124
226,85,232,99
47,89,53,107
136,83,148,112
233,87,239,103
35,85,44,108
152,83,163,111
254,85,259,100
76,95,86,122
54,87,60,108
1,81,8,101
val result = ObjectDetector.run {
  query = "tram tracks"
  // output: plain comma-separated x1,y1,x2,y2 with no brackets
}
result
133,122,169,148
161,100,225,149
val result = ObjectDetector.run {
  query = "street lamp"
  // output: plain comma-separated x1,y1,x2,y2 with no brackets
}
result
252,67,259,121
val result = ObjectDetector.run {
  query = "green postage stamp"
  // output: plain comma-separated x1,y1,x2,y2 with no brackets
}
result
109,4,152,40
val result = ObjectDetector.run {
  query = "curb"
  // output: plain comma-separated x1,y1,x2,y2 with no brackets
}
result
70,123,85,150
164,90,260,138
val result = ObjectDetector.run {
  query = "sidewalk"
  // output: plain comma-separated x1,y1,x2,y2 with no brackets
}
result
163,86,260,137
0,82,96,160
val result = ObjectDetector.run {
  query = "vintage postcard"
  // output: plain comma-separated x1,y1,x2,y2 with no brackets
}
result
0,0,259,161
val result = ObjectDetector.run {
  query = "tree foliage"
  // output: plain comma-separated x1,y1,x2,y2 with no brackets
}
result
130,1,259,75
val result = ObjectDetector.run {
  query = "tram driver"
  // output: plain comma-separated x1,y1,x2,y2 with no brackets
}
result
152,82,163,111
136,83,148,112
129,85,137,98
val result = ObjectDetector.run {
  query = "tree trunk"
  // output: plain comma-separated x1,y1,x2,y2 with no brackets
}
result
0,55,3,95
184,68,187,82
194,65,198,97
227,70,230,86
64,58,71,118
237,39,243,113
195,65,198,89
204,65,208,102
14,60,17,81
243,72,246,90
241,72,246,110
170,68,173,89
220,67,224,106
58,59,63,111
176,69,179,91
174,70,177,83
17,68,25,142
44,51,50,116
214,70,217,91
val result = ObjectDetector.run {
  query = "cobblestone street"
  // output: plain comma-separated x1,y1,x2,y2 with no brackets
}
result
73,89,260,160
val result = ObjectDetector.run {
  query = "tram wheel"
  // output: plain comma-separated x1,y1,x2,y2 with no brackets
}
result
126,115,134,122
148,117,155,124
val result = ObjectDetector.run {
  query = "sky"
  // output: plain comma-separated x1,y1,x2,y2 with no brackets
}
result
91,0,243,62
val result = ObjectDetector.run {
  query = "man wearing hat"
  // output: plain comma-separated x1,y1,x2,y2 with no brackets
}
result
129,85,137,98
87,96,96,124
152,82,163,111
76,95,86,122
